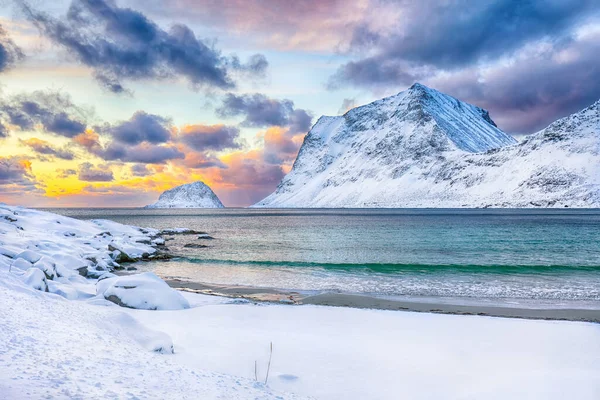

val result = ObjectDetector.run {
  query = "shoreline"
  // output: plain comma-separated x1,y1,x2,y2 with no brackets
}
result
165,279,600,323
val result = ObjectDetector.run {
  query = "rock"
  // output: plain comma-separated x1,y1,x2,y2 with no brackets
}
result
126,266,137,271
23,268,48,292
108,246,135,263
160,228,208,235
33,256,57,280
96,272,190,310
77,267,113,279
183,243,208,249
0,245,19,259
11,258,33,271
16,250,42,264
151,238,166,246
197,234,214,240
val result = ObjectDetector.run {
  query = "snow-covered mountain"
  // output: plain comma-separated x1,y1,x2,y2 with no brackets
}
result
145,181,224,208
255,83,600,208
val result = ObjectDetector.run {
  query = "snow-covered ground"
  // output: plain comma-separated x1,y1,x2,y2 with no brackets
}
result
1,204,599,399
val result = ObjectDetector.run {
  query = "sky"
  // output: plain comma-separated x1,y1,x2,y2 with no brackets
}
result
0,0,599,207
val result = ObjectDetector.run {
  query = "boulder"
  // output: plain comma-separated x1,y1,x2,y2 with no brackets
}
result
33,256,57,280
11,258,33,271
183,243,208,249
23,268,48,292
96,272,190,310
16,249,42,264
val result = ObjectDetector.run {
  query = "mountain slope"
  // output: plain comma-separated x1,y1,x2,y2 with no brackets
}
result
255,84,599,208
145,181,224,208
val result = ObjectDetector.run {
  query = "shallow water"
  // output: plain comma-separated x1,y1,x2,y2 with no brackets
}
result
49,208,600,307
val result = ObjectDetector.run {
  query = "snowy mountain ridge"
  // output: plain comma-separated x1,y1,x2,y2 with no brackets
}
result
255,83,600,208
145,181,224,208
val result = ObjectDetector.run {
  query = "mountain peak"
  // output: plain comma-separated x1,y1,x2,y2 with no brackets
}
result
145,181,224,208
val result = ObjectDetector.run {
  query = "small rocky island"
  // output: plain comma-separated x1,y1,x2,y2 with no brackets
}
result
145,181,224,209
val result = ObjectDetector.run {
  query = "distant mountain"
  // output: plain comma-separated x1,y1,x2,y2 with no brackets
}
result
145,181,224,208
254,83,600,208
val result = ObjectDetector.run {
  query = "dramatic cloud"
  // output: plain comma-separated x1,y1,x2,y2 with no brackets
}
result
260,127,302,165
130,164,151,176
217,93,313,134
179,152,226,169
107,111,172,145
20,138,75,160
100,142,185,164
346,1,598,71
21,0,268,93
0,91,87,137
0,24,24,72
430,29,600,133
0,156,39,196
179,124,240,151
133,0,371,52
214,150,286,204
78,162,114,182
0,122,8,138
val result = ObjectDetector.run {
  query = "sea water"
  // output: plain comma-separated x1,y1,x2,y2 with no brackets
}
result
52,208,600,308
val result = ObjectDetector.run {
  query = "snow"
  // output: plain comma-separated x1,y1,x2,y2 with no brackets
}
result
97,272,191,310
0,276,301,400
255,84,600,208
1,205,599,399
128,301,600,400
145,181,224,208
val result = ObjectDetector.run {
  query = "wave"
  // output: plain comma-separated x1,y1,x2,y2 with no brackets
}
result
176,258,600,274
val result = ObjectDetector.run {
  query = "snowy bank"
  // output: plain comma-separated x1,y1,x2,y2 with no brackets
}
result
0,203,188,309
0,204,301,399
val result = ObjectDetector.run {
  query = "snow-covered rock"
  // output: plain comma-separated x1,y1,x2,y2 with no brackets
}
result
96,272,191,310
145,181,224,208
23,268,48,292
255,83,600,208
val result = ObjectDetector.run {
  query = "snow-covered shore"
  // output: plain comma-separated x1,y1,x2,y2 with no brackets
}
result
1,204,599,399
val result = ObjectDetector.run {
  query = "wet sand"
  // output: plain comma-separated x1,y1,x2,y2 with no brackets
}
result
166,279,600,323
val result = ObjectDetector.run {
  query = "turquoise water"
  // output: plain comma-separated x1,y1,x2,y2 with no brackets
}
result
52,208,600,307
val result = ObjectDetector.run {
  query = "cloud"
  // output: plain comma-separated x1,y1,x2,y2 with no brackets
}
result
338,98,356,114
179,152,227,169
133,0,369,52
0,156,40,197
335,0,599,86
0,24,24,72
20,0,268,93
78,162,114,182
130,164,151,177
178,124,240,151
100,142,185,164
217,93,313,134
57,168,77,178
213,150,286,204
430,30,600,133
20,137,75,160
106,111,172,145
0,91,87,137
260,127,302,165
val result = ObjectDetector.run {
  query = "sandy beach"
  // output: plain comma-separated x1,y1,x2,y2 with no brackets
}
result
166,278,600,323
